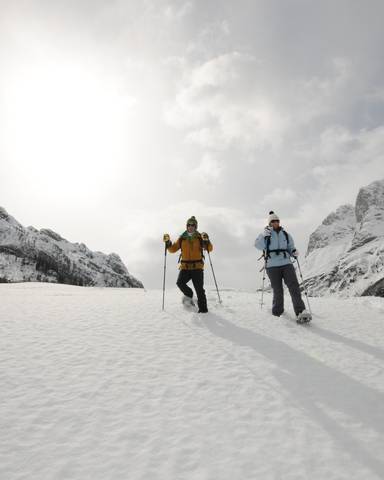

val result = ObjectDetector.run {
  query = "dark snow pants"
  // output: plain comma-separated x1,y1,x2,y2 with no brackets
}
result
266,263,306,317
176,269,208,312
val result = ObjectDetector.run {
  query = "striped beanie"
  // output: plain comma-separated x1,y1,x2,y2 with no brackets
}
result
186,216,198,227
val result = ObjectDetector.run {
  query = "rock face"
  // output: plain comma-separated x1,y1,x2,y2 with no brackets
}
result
0,207,143,288
306,204,356,254
302,179,384,297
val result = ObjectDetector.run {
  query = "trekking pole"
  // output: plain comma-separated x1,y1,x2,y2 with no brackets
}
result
259,255,267,309
162,244,167,311
294,257,312,315
207,250,222,304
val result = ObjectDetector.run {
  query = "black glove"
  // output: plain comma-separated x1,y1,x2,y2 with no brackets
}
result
201,232,209,249
163,234,171,248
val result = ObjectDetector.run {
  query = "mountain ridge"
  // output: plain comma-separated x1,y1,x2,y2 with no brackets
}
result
0,207,143,288
302,179,384,297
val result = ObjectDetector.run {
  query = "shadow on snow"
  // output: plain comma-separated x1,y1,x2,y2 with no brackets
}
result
195,312,384,478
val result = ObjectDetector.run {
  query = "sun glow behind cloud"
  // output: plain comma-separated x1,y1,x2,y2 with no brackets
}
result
2,58,138,201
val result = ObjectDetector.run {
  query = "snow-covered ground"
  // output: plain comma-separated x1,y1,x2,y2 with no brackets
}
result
1,283,384,480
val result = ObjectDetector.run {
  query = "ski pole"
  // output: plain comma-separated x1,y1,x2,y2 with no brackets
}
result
294,257,312,315
260,255,267,309
207,250,222,304
162,244,167,311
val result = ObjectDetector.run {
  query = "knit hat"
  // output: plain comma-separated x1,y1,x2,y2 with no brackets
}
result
268,211,280,224
186,216,198,227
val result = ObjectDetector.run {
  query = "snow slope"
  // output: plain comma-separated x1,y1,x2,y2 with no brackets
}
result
1,284,384,480
302,180,384,297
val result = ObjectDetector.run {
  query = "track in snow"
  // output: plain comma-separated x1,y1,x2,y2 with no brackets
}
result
1,283,384,480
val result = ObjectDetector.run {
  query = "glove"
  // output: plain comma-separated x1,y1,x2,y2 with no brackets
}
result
163,234,171,247
201,232,210,249
291,249,299,258
263,226,272,237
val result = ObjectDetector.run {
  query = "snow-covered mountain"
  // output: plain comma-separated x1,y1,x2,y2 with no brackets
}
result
0,207,143,288
302,179,384,297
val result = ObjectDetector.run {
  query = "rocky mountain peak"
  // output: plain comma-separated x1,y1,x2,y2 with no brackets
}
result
40,229,66,242
0,207,22,228
302,179,384,297
306,204,355,255
351,179,384,251
355,179,384,223
0,207,143,288
0,206,9,219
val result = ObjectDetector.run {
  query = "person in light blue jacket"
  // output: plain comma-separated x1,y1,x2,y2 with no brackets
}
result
255,211,308,321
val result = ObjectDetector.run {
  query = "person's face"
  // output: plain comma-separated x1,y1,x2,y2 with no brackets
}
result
187,223,196,233
270,219,280,230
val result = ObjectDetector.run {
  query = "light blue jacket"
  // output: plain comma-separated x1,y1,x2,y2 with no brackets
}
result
254,228,296,268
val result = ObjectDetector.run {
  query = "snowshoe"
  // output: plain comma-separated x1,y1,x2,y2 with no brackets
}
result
296,310,312,324
182,295,195,309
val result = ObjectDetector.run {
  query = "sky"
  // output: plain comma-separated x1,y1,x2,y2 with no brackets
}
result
0,0,383,290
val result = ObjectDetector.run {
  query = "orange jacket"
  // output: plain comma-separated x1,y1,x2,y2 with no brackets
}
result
168,232,213,270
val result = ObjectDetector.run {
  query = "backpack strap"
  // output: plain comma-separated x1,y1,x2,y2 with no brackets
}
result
265,235,272,259
265,229,290,259
177,236,183,264
198,234,205,261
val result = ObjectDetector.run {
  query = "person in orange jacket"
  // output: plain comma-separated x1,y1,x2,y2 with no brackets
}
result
163,216,213,313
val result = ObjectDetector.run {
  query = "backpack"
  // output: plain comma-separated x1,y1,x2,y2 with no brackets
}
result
265,228,290,259
178,232,205,267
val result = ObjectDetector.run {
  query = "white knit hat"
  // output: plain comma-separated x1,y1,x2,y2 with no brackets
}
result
268,211,280,224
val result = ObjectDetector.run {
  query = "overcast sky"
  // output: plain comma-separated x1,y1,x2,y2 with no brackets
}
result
1,0,383,290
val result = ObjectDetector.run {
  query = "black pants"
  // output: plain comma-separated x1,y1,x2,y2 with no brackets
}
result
267,263,306,316
176,269,208,312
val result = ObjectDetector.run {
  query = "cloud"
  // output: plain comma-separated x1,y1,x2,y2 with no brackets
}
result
261,188,298,209
164,2,193,21
295,57,353,122
190,153,223,184
164,51,361,163
164,52,289,152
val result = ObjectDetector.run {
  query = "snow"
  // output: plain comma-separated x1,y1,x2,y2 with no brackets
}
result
301,179,384,297
0,207,143,287
303,240,351,279
1,283,384,479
